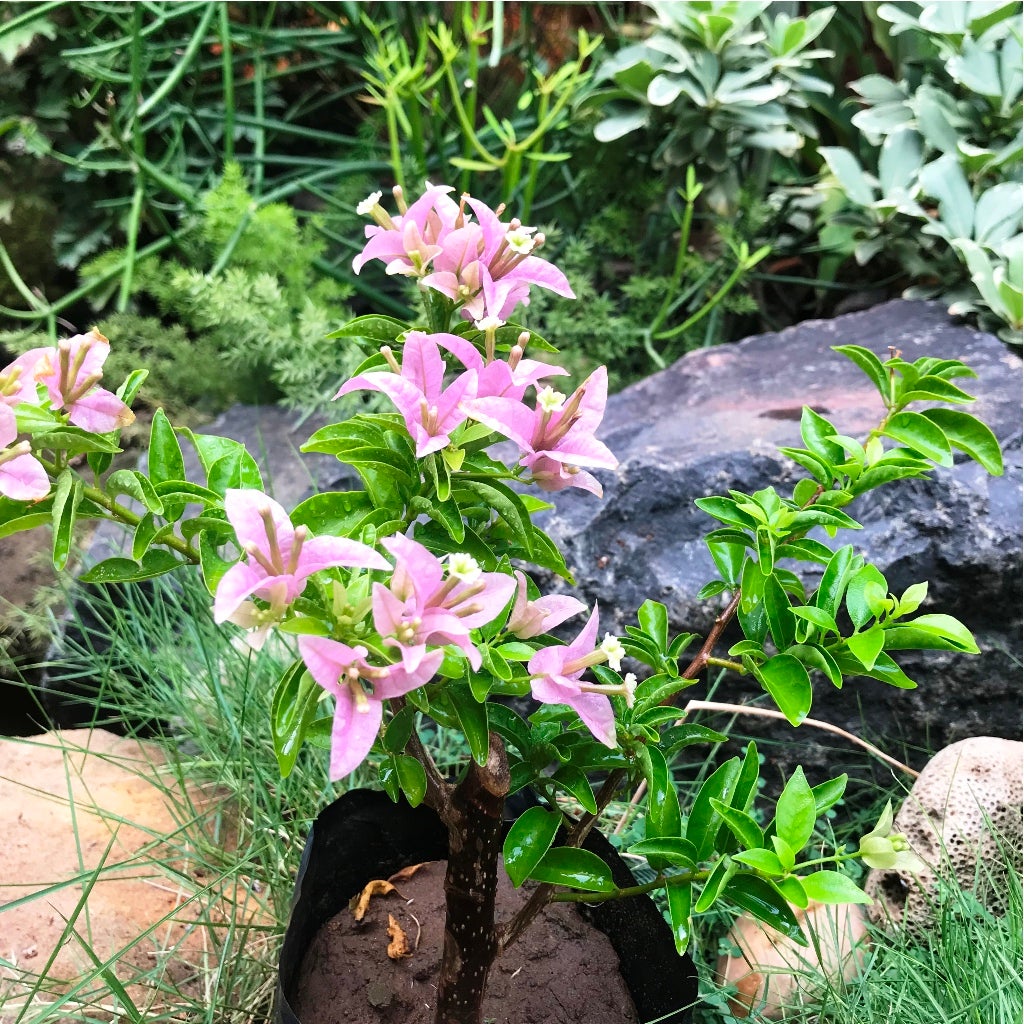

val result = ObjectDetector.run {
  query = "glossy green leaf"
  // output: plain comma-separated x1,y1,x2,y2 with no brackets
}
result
738,557,769,645
50,472,81,572
800,870,872,905
723,874,807,946
811,774,848,816
270,659,319,778
645,746,682,841
383,705,415,754
695,496,758,529
148,408,186,521
758,655,812,726
503,807,562,887
531,847,617,893
79,549,184,584
833,344,888,397
198,531,234,592
687,756,742,861
107,469,164,515
787,643,843,688
846,564,888,628
710,800,764,851
550,765,598,814
815,545,858,618
394,754,427,807
847,626,885,670
707,537,746,585
775,767,816,854
666,879,692,955
637,599,669,651
733,848,787,875
763,572,796,650
920,408,1003,476
694,856,737,914
882,614,979,653
629,837,698,866
800,407,845,465
131,514,160,562
326,314,407,342
882,411,953,466
448,683,489,765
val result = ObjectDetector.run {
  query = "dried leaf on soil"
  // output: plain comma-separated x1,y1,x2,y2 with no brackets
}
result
387,913,413,959
349,879,397,922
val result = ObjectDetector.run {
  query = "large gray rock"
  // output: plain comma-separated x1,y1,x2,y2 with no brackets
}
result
534,300,1022,777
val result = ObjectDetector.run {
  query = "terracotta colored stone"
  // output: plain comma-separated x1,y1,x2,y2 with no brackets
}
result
0,729,266,1019
865,736,1024,931
716,901,870,1019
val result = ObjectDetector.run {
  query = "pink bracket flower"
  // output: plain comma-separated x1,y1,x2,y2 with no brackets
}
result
462,367,618,496
528,606,631,748
506,570,586,639
335,331,478,457
214,489,389,649
298,635,443,780
0,404,48,501
372,533,515,672
16,330,134,433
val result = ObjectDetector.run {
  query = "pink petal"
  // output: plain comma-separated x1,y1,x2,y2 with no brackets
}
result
567,690,616,748
372,582,410,638
382,533,444,602
330,687,383,779
67,388,134,433
460,395,538,452
375,648,445,697
296,535,389,577
213,562,267,623
0,453,49,501
0,403,16,447
224,489,294,556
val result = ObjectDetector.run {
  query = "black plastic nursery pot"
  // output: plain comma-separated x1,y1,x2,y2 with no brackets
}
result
275,788,698,1024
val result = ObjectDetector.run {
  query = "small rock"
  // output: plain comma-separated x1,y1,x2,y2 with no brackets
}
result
865,736,1024,930
716,901,870,1019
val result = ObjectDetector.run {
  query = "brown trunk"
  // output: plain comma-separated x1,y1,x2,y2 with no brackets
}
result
433,733,509,1024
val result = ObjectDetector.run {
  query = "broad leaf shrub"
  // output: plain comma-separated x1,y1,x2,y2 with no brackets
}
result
0,182,1004,1024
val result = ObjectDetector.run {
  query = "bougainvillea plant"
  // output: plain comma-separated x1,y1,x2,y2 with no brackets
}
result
0,182,1003,1024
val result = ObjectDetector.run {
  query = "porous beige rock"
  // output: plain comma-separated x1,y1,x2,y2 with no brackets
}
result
0,729,267,1021
716,901,870,1019
865,736,1023,931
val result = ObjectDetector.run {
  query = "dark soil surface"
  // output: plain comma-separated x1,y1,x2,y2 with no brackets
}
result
292,859,639,1024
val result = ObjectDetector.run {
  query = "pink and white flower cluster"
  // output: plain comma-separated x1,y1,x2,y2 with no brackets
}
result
0,330,133,501
353,183,574,326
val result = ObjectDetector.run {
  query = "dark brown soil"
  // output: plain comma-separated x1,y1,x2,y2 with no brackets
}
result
291,860,640,1024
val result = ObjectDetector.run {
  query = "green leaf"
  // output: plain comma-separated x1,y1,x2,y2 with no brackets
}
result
628,837,698,867
148,409,186,521
833,344,889,397
50,471,80,572
457,478,533,554
707,537,746,585
775,767,816,854
830,649,917,688
815,546,859,618
687,756,742,861
645,746,682,841
502,805,562,887
198,532,234,592
694,856,737,914
787,643,843,688
811,774,848,816
550,765,598,814
710,800,765,851
394,754,427,807
800,870,871,905
487,703,533,756
271,660,319,778
131,514,160,562
738,557,769,645
882,614,979,653
326,314,407,342
723,874,807,946
107,470,164,515
764,572,796,650
532,847,617,893
845,564,888,629
79,549,184,583
448,683,489,765
800,407,845,465
666,880,692,955
637,599,669,651
733,848,787,875
847,626,885,670
695,496,758,529
383,705,416,754
920,409,1003,476
758,655,812,726
882,411,953,466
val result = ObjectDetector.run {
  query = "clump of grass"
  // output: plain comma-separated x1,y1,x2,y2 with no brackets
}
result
1,567,375,1022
